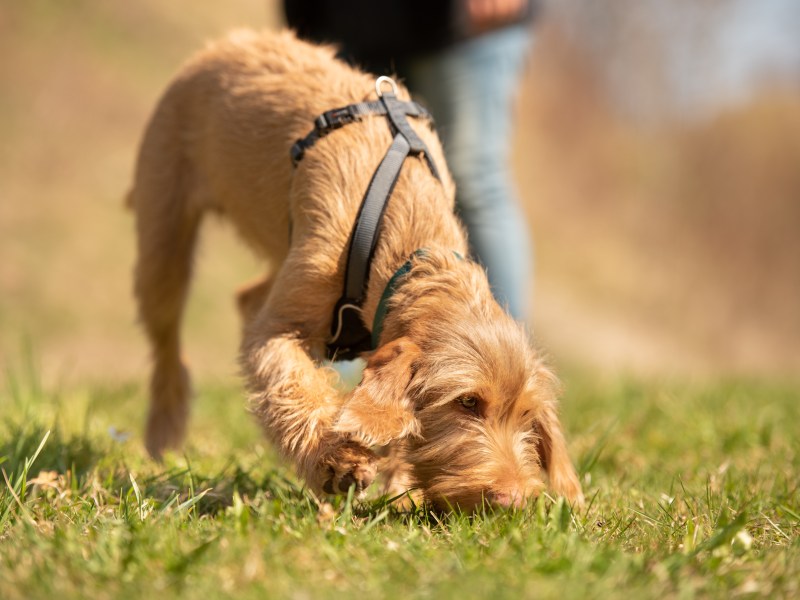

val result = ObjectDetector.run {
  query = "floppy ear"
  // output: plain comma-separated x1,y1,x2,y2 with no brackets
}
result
333,337,421,447
534,402,585,505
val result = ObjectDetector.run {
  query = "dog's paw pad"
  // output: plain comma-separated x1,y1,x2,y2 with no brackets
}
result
323,460,376,495
320,442,377,496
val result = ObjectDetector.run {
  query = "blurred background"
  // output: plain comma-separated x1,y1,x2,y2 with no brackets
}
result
1,0,798,386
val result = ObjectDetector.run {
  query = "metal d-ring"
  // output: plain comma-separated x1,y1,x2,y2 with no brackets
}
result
375,76,398,98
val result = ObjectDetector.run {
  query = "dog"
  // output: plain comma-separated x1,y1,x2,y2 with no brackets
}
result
130,29,583,510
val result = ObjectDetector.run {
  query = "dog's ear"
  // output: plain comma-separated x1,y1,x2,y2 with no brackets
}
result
533,402,585,505
334,337,421,447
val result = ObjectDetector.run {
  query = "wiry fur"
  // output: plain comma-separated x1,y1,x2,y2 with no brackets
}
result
130,29,582,510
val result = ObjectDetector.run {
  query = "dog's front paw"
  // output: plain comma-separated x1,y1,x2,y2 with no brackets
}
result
319,440,377,495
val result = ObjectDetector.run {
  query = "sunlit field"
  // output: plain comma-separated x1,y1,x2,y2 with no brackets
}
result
1,2,798,598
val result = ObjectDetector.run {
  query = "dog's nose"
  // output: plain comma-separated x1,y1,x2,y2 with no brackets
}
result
487,490,526,509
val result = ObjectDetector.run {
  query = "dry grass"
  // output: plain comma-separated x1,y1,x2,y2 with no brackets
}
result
0,1,276,384
516,27,800,375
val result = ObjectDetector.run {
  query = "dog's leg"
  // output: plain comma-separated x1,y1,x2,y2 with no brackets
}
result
242,330,377,495
134,211,200,459
376,443,419,508
241,255,378,496
131,123,202,459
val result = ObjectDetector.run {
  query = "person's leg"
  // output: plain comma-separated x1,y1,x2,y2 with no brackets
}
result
406,25,533,321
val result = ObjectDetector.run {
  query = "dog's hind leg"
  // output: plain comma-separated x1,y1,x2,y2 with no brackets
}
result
131,110,203,459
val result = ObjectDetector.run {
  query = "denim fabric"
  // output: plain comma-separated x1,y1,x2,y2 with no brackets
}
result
405,24,533,322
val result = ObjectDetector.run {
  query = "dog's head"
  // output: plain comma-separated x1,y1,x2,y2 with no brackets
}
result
334,258,583,511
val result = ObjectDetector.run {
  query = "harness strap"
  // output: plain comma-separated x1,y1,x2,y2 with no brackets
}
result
343,134,410,301
382,94,440,180
327,133,411,359
290,100,433,166
289,81,440,361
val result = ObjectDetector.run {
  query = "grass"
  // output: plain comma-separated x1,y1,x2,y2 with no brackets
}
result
1,364,797,599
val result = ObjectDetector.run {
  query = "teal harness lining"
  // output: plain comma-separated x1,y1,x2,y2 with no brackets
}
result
370,252,420,349
371,249,464,349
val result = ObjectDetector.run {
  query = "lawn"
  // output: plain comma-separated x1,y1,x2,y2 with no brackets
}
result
1,361,797,599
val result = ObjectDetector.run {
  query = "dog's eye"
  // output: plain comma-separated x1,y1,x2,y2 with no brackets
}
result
458,395,479,412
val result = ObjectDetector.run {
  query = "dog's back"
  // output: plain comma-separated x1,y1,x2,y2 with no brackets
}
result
132,30,360,255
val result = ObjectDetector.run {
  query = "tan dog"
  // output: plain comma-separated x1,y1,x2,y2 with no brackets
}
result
130,29,582,510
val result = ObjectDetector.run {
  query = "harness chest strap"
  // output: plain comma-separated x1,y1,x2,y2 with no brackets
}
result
289,78,441,360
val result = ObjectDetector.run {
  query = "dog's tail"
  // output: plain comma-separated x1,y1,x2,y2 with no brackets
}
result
130,85,203,459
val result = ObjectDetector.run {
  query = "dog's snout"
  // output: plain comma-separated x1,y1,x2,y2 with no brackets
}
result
487,490,526,509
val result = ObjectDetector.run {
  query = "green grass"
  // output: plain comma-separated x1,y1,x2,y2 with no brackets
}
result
1,364,798,599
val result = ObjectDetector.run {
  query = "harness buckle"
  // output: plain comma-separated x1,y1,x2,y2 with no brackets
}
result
290,140,305,165
314,114,329,132
316,106,358,135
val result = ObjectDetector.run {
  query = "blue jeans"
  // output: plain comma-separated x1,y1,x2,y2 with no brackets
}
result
406,25,533,321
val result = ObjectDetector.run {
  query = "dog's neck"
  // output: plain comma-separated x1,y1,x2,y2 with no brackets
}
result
374,247,500,348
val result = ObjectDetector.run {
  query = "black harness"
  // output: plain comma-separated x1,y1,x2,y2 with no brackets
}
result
290,77,441,361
